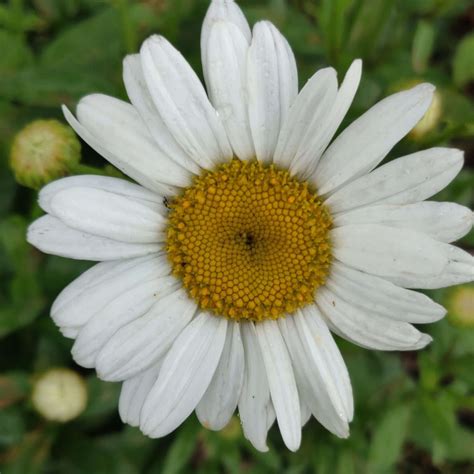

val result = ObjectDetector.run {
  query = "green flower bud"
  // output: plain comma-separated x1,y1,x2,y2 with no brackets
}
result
9,120,81,190
32,368,88,422
446,285,474,328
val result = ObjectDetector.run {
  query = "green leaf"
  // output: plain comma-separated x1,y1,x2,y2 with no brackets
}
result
0,216,45,338
161,419,200,474
412,20,435,74
40,8,122,70
0,3,43,34
335,449,356,474
0,30,33,75
367,403,412,473
3,429,54,474
0,8,124,107
418,351,440,391
55,433,141,474
0,154,16,218
0,408,26,446
445,425,474,461
33,0,82,24
453,33,474,88
347,0,395,59
80,376,120,422
419,391,457,458
311,441,337,474
318,0,355,64
0,372,30,409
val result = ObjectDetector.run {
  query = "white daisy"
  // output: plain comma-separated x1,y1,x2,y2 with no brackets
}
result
27,0,474,452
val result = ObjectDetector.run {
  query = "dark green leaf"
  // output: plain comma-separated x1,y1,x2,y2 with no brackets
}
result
453,33,474,88
161,419,200,474
412,20,435,74
367,403,412,472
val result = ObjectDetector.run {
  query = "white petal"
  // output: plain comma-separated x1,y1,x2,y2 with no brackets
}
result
305,59,362,172
196,321,245,430
140,36,232,169
332,224,447,279
201,0,251,87
27,215,160,261
59,327,78,339
52,254,169,329
289,61,362,179
64,106,171,196
300,402,312,428
119,362,162,427
334,202,473,243
52,260,124,321
301,307,353,421
315,83,435,195
238,322,272,452
71,276,176,368
317,287,432,351
273,67,337,171
206,21,254,160
279,309,351,438
123,54,201,175
255,320,301,452
66,96,191,192
39,175,164,215
266,401,276,431
386,244,474,289
247,21,298,164
327,262,446,324
49,187,165,244
140,313,227,437
325,148,464,213
96,288,197,382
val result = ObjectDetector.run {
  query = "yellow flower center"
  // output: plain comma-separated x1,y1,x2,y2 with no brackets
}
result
166,159,332,321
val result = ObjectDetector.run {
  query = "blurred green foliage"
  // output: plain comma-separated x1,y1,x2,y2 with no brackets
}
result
0,0,473,472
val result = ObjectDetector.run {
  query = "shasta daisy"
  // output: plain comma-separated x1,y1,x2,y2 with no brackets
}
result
27,0,474,452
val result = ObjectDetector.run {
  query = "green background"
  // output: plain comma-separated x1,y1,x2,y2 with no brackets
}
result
1,0,473,472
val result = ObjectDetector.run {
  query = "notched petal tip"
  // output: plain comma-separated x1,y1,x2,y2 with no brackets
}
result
252,19,273,33
140,34,166,55
122,53,139,70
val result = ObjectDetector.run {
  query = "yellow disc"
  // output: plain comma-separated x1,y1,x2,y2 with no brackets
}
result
166,159,332,321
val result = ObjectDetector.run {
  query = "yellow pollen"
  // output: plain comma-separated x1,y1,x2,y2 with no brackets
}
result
166,159,332,322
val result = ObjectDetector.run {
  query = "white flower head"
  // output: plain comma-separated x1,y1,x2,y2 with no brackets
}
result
27,0,474,452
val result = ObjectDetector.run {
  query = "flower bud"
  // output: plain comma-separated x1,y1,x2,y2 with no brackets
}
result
32,368,87,422
446,285,474,328
9,120,81,190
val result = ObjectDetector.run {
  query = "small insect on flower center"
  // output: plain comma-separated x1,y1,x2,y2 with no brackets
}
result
166,159,332,321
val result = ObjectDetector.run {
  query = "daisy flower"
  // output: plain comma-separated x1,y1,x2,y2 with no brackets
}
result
27,0,474,452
